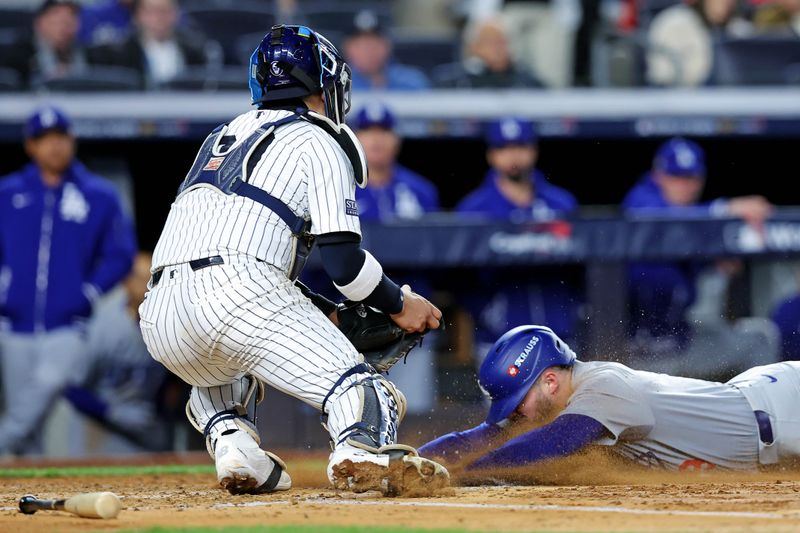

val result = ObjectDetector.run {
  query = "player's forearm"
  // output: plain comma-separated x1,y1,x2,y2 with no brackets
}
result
294,280,338,317
318,234,403,315
418,422,505,464
467,414,607,470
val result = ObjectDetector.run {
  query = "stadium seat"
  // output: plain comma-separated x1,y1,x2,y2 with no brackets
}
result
40,66,141,92
0,68,22,92
0,7,33,32
637,0,681,27
711,37,800,86
183,2,274,65
160,67,245,91
391,34,457,76
299,2,392,40
234,32,268,65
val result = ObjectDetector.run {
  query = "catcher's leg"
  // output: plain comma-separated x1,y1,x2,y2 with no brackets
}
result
322,367,450,496
185,375,291,495
223,278,449,496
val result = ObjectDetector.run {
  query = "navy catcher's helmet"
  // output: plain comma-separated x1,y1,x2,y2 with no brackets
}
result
249,24,352,125
479,325,576,425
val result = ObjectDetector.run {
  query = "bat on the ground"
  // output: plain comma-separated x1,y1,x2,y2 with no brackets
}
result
18,492,122,519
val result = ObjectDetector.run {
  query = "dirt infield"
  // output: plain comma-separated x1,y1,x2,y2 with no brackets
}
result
2,452,800,532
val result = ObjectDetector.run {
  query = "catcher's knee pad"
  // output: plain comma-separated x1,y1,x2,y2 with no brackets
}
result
186,375,265,457
322,364,407,453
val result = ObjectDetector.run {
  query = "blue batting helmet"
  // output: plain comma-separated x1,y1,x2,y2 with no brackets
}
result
249,24,352,124
479,325,576,425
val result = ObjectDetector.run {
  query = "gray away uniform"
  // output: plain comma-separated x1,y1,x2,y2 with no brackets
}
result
562,360,800,470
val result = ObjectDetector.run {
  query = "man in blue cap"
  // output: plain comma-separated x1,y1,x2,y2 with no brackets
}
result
0,105,136,455
623,137,777,378
455,118,581,363
348,102,440,413
457,117,576,221
352,102,439,221
419,325,800,474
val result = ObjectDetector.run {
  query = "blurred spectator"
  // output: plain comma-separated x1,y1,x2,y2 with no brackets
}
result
753,0,800,35
623,137,779,379
342,9,431,91
352,102,440,221
647,0,753,86
456,118,581,356
457,118,576,220
349,102,440,412
63,252,169,452
0,106,136,456
79,0,135,46
435,17,541,88
770,288,800,361
467,0,578,88
91,0,206,89
3,0,88,89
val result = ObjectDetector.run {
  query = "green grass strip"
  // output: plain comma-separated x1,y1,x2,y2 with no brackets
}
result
119,527,502,533
0,464,216,478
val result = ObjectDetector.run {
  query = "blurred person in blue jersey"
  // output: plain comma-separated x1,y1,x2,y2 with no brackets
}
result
352,102,440,221
63,252,169,452
771,289,800,362
457,118,576,221
348,102,440,412
80,0,135,46
623,137,779,379
0,106,136,456
342,9,431,91
455,118,581,361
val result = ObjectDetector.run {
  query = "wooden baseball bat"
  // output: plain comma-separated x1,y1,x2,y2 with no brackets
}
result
19,492,122,519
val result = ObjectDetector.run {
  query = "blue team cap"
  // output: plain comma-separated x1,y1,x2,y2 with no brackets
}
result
351,102,396,130
24,105,73,139
653,137,706,178
486,118,538,148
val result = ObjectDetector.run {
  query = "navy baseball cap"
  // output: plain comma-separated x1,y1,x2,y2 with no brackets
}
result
351,102,396,130
24,106,73,139
486,118,538,148
653,137,706,178
347,9,385,37
36,0,79,16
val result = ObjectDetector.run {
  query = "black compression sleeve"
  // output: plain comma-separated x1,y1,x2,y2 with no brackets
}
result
318,240,404,315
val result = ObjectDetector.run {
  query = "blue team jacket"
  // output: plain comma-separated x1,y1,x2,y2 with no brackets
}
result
0,162,136,333
355,164,439,222
456,169,578,220
456,169,580,344
622,172,716,342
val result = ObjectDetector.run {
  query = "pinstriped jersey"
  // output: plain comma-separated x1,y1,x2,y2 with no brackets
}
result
151,109,361,273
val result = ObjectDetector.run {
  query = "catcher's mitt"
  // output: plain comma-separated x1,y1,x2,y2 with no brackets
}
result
336,301,442,373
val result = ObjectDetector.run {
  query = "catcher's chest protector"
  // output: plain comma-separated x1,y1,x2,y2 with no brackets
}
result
177,112,313,280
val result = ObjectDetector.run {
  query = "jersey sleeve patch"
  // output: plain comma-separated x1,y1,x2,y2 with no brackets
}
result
345,199,359,216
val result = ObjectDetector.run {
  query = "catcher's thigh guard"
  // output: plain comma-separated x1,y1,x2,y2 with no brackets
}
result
322,363,407,452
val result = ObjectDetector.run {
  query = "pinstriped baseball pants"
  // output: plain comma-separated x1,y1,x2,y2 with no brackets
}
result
138,258,367,447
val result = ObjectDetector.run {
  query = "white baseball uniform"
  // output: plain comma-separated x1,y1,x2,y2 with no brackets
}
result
140,109,398,456
562,360,800,470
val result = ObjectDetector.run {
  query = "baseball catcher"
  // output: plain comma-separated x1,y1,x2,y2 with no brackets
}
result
139,24,448,497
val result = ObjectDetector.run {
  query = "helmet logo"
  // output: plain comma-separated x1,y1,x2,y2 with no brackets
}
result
270,61,284,76
507,365,520,377
513,336,539,368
